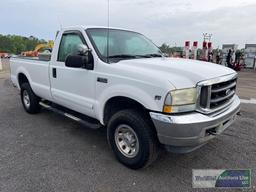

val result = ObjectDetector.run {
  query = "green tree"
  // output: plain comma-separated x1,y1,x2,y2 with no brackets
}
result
159,43,183,55
0,34,48,54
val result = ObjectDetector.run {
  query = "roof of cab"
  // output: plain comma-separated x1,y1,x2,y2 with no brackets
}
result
61,25,132,32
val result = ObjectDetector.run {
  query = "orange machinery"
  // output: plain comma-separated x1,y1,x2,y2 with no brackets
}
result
21,41,54,57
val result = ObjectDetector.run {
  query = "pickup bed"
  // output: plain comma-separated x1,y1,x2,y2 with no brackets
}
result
10,26,240,169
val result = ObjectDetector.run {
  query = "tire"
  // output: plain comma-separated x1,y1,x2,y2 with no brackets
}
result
20,83,41,114
107,109,159,169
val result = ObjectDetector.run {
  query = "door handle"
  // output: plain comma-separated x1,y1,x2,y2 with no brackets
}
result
52,68,57,78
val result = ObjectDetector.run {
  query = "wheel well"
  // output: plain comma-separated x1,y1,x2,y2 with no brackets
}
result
103,96,150,125
18,73,29,87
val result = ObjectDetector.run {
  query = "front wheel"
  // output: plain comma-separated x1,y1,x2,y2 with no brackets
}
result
107,109,159,169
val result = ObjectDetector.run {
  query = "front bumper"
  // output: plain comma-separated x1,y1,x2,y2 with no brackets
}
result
150,95,240,153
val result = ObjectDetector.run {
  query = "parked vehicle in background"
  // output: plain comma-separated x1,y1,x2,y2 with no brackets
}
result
9,54,18,58
10,26,240,169
0,52,8,58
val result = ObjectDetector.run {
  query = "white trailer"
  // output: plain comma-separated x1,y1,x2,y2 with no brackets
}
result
244,44,256,69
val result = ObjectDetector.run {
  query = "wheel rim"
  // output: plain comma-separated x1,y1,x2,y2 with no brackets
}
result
114,124,139,158
23,90,30,109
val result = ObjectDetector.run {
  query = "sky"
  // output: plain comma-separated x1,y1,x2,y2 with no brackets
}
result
1,0,256,48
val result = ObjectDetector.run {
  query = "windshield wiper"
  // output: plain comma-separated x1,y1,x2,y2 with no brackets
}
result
107,53,163,60
108,54,137,58
133,54,163,58
143,54,163,58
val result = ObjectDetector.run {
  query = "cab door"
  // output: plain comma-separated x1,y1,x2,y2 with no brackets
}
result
50,31,96,118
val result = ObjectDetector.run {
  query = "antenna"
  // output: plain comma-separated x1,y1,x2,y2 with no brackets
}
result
107,0,110,63
57,15,63,30
55,16,63,39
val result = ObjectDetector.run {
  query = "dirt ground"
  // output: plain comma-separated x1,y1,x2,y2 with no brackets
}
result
237,69,256,100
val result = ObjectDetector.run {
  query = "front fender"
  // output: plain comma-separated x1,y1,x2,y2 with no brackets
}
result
95,84,163,124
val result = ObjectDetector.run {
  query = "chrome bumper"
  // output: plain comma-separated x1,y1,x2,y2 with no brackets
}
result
150,95,240,153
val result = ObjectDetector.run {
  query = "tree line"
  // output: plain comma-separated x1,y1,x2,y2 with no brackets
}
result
0,35,210,56
0,34,47,54
159,43,183,55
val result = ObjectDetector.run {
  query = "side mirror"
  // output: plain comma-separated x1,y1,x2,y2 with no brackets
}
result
76,44,90,55
65,44,94,70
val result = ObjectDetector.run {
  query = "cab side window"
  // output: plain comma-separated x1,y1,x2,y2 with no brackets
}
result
58,33,84,62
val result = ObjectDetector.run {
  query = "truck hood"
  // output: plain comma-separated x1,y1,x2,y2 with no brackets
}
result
117,57,236,89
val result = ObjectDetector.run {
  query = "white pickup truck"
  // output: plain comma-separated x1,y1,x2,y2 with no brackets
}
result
10,26,240,169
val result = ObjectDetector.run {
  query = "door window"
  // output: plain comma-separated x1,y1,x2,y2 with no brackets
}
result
58,33,84,62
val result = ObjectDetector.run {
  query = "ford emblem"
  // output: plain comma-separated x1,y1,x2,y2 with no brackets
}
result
226,89,231,95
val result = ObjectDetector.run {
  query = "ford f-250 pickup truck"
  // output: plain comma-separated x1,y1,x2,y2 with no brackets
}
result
10,26,240,169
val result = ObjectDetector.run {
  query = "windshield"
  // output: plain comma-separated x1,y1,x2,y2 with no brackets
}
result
86,28,162,63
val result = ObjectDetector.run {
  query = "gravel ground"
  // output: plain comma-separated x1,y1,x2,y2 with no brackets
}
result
237,70,256,100
0,73,255,192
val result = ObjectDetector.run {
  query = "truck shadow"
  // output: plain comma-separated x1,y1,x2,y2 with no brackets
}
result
40,107,222,173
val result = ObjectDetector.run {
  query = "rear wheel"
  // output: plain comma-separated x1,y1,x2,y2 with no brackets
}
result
20,83,41,114
107,109,159,169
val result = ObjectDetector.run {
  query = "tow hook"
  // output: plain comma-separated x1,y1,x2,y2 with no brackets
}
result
206,128,217,136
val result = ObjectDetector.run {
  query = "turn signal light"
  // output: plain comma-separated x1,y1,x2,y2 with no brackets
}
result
163,105,172,113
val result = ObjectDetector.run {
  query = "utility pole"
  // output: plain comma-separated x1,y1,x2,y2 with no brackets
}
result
203,33,212,42
202,33,213,61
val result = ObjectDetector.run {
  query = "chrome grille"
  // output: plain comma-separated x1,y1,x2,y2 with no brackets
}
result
210,79,236,109
197,74,237,113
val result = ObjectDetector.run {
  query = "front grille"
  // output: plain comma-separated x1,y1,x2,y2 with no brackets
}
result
198,76,237,113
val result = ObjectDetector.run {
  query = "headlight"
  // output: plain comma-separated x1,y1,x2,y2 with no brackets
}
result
163,88,197,113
